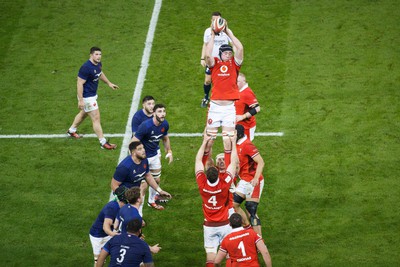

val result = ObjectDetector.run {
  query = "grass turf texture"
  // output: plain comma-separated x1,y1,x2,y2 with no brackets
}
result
1,0,399,266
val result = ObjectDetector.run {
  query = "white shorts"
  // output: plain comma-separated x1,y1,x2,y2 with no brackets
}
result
81,95,99,112
235,179,264,199
147,149,162,170
207,101,236,128
203,224,232,254
249,126,256,141
89,234,112,256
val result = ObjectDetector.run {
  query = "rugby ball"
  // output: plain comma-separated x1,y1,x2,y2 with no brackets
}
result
212,17,226,34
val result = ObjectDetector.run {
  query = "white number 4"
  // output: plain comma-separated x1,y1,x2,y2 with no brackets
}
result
208,195,217,206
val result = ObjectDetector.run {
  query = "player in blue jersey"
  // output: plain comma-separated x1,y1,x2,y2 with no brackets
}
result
131,95,155,212
110,141,172,215
89,186,128,266
114,187,143,233
132,104,173,210
114,187,161,254
131,96,155,135
96,219,155,267
67,47,119,150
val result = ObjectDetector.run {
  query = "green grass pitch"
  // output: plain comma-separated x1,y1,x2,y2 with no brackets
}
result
0,0,399,266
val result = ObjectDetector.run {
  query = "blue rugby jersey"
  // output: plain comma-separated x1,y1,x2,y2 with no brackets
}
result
113,156,150,188
134,119,169,158
78,60,102,98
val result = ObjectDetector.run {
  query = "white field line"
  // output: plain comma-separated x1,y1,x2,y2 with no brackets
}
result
118,0,163,164
0,132,284,139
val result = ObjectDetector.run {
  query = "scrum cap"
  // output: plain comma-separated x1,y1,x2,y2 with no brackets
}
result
219,44,233,59
114,186,128,204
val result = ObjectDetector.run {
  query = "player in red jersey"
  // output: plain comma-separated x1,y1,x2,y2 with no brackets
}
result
195,132,238,267
233,124,265,236
214,213,272,267
235,73,261,141
204,21,244,170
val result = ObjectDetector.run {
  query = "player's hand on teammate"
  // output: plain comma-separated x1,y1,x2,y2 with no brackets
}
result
150,244,161,254
78,99,85,110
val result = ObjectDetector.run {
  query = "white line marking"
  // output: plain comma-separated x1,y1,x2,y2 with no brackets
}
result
0,132,284,139
118,0,163,164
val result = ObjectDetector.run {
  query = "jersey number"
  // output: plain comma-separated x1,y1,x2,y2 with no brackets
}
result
116,248,126,263
238,241,247,256
208,195,218,206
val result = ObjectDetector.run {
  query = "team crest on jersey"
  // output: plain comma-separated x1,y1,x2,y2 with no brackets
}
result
143,163,147,169
161,127,165,133
132,170,136,174
220,65,228,73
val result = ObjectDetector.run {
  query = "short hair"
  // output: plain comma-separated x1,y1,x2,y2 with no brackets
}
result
211,11,222,17
126,218,142,233
90,47,101,54
153,103,166,112
129,141,142,152
229,213,243,228
142,95,154,103
235,124,245,140
125,187,141,204
205,166,219,183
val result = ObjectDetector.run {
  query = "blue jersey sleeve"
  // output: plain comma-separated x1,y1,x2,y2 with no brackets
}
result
113,165,129,183
134,122,147,141
142,242,153,263
78,64,90,81
104,202,119,220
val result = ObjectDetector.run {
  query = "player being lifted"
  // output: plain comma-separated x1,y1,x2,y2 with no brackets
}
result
204,18,244,170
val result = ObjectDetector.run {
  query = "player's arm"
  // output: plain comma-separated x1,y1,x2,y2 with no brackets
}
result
256,239,272,267
200,42,207,67
99,72,119,90
111,178,122,191
204,31,215,68
213,249,228,266
251,153,264,187
225,25,243,64
195,134,211,173
144,172,171,198
77,77,86,110
226,133,239,177
143,263,155,267
95,249,109,267
162,135,173,164
103,218,118,236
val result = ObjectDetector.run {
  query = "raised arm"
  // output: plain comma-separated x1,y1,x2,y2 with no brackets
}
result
225,24,243,64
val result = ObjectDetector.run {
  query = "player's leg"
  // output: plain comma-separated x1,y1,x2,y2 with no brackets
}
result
89,235,111,267
67,109,87,138
203,225,220,267
138,180,147,216
87,107,116,149
233,180,252,227
246,179,264,236
147,152,164,210
201,69,212,108
221,103,236,167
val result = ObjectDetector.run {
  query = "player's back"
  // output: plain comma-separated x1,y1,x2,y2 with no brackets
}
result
221,228,262,267
106,233,152,267
118,204,142,233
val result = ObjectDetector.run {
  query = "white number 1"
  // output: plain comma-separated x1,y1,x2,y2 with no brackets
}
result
238,241,247,256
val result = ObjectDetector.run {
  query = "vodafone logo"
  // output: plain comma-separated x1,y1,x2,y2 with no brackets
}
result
220,65,228,73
